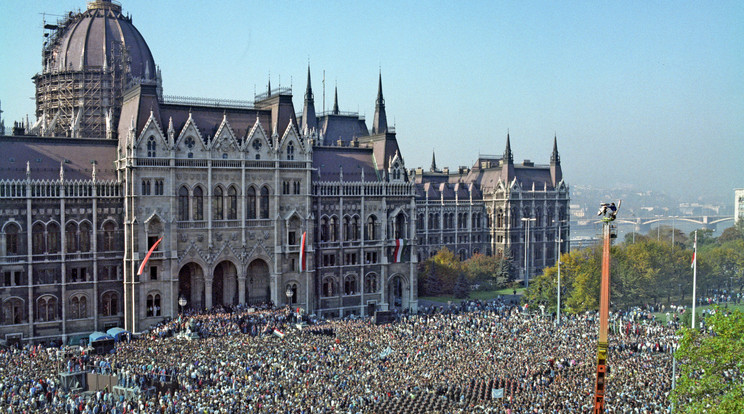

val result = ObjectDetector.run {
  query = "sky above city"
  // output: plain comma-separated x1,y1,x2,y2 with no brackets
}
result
1,1,742,202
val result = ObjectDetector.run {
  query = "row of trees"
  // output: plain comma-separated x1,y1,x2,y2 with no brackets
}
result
523,224,744,313
418,248,514,298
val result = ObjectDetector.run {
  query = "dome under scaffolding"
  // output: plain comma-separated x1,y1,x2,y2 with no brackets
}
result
32,0,158,139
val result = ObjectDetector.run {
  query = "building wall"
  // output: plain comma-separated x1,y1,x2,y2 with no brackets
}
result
0,176,124,344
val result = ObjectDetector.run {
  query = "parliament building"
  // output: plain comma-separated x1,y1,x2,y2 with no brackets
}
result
0,0,567,345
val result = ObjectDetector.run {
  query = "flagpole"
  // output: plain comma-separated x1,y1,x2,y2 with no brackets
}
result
691,230,697,329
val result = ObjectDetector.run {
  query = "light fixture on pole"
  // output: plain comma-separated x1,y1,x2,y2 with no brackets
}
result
178,296,187,314
521,217,536,288
285,286,293,304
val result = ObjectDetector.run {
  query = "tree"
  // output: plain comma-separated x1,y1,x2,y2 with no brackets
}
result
671,308,744,413
463,253,505,288
453,272,470,299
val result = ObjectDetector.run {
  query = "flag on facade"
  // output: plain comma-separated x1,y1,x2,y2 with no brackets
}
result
137,237,163,276
299,232,307,271
393,239,407,263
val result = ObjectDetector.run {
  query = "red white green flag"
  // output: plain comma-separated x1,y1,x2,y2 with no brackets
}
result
299,232,307,271
137,237,162,276
393,239,407,263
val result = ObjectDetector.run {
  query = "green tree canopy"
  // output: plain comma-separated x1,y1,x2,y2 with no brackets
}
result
671,308,744,413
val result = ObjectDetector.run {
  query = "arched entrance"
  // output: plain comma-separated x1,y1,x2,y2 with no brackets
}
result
178,262,205,310
213,260,238,307
388,275,408,310
246,259,271,305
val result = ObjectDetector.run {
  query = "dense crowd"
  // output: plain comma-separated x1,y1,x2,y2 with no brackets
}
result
0,300,681,413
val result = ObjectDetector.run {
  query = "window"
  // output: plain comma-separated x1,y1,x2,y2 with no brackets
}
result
146,293,161,317
293,181,301,194
345,252,358,265
329,216,338,242
147,136,156,158
213,186,224,220
65,222,78,253
282,181,290,195
150,266,158,281
287,142,295,160
322,277,335,297
365,274,378,293
393,213,405,239
37,296,57,322
497,210,504,228
246,187,256,219
155,179,164,195
322,254,336,267
141,179,151,195
352,216,360,241
79,222,91,252
365,251,378,264
343,217,350,241
70,268,78,283
101,292,118,316
46,223,60,254
102,222,115,251
417,214,424,231
193,186,204,220
259,186,270,219
227,186,238,220
2,298,24,324
178,186,189,220
366,216,377,241
288,231,296,246
344,275,357,295
5,223,20,255
70,295,87,319
320,217,329,242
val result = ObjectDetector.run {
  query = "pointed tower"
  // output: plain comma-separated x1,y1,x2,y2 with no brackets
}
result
501,132,515,182
301,66,317,134
430,150,438,172
550,134,563,186
372,72,388,134
332,86,339,114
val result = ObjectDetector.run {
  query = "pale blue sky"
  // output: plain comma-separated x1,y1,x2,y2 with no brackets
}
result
1,1,742,202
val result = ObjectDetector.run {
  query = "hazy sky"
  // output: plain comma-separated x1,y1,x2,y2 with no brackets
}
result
1,1,742,202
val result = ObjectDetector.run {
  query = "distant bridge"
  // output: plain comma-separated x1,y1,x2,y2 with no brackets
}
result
575,215,734,233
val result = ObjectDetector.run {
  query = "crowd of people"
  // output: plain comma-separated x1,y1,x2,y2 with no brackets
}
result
0,299,682,413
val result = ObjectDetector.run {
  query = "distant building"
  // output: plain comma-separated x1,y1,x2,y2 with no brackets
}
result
735,189,744,225
412,135,570,282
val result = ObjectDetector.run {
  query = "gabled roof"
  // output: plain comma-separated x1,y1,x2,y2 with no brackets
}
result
0,135,118,181
312,146,378,182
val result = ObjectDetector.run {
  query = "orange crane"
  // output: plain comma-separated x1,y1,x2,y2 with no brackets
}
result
593,201,619,413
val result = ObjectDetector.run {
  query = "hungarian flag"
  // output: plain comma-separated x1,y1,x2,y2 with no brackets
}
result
299,232,307,271
273,329,285,338
137,237,163,276
393,239,407,263
691,239,696,269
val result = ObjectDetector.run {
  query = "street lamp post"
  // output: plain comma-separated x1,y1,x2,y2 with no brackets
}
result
178,296,187,314
521,217,537,288
286,286,293,305
554,219,566,326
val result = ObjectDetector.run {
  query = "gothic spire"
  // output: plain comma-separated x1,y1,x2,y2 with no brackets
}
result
301,65,317,134
501,132,515,183
550,134,563,186
332,85,339,115
503,132,514,164
430,150,437,172
372,72,388,134
550,133,560,164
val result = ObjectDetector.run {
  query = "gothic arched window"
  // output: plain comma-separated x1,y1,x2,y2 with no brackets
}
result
147,136,156,158
178,186,189,221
